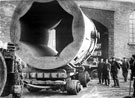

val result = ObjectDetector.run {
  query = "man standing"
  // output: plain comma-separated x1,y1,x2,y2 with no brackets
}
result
129,56,135,81
97,58,104,84
129,55,135,97
121,57,129,82
110,57,121,87
102,59,111,86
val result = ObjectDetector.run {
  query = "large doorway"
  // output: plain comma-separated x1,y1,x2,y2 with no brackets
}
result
92,19,109,59
81,7,114,59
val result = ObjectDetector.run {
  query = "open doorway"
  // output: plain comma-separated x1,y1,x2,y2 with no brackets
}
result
92,19,109,59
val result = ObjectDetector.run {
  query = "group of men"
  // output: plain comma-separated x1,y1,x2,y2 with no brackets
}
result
97,58,111,86
97,55,135,88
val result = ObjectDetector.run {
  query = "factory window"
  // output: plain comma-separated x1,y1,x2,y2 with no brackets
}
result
129,11,135,45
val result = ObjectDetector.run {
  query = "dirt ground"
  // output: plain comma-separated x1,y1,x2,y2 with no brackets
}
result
22,70,133,98
1,69,134,98
86,69,133,98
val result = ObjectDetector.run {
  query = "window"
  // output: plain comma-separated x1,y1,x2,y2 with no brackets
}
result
129,11,135,44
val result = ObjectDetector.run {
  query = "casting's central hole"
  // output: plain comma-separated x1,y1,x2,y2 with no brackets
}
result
19,1,73,56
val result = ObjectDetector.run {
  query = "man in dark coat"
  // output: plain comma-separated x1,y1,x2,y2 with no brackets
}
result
102,58,111,86
130,55,135,97
97,58,104,84
121,57,129,82
110,57,121,87
129,56,135,81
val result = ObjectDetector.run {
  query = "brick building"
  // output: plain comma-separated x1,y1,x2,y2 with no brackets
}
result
76,0,135,59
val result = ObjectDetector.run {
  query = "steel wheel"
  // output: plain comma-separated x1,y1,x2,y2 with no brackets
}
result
78,71,90,87
0,52,10,97
66,80,81,95
91,69,98,79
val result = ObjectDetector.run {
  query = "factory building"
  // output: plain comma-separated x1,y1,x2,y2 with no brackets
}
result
76,0,135,59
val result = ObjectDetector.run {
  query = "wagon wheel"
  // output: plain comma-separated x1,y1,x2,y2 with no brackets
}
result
91,69,98,79
0,52,10,97
78,71,90,87
66,80,81,95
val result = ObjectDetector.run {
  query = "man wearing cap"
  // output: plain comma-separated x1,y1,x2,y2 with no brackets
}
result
121,57,129,82
102,58,111,86
110,57,121,87
97,58,104,84
130,55,135,97
129,55,135,81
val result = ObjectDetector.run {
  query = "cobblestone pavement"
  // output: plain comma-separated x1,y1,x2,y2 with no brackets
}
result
22,78,133,98
87,71,133,98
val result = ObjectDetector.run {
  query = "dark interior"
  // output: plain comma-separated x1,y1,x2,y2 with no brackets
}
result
19,1,73,56
92,19,108,59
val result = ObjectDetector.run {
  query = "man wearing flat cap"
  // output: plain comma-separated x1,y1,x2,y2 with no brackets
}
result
110,57,121,87
129,55,135,97
121,57,129,82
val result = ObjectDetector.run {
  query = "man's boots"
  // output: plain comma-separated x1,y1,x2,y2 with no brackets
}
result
116,79,120,87
112,80,116,87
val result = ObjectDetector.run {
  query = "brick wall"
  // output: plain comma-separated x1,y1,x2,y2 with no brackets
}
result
113,3,135,58
81,8,114,58
78,1,135,59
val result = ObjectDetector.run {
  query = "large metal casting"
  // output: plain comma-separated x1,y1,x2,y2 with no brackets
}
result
0,0,99,97
10,0,98,70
